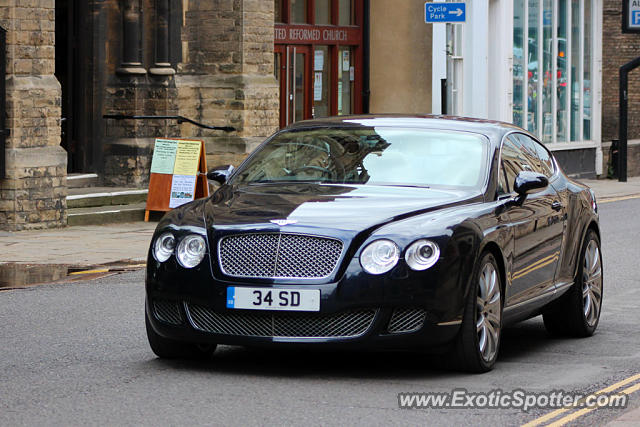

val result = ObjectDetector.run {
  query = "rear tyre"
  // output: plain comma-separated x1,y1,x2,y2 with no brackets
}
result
543,229,602,337
145,313,217,360
452,252,503,373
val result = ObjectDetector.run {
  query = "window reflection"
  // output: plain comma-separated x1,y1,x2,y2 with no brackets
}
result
528,0,540,135
584,0,592,140
513,0,592,143
513,0,525,128
556,0,568,142
542,0,553,143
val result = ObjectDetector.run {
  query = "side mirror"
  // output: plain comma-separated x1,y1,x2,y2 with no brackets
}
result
513,171,548,198
207,165,235,185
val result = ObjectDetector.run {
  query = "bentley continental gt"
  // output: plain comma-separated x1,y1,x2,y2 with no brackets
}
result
145,115,602,372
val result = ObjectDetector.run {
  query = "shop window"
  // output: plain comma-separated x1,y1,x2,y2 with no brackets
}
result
512,0,594,144
513,0,525,128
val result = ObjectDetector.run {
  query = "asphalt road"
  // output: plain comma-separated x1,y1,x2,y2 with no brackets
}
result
1,198,639,426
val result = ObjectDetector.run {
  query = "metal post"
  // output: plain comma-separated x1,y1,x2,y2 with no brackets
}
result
618,56,640,182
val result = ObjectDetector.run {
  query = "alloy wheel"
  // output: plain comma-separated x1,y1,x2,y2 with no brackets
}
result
476,262,501,362
582,239,602,327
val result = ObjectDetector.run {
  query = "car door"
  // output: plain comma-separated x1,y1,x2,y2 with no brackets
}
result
500,134,565,308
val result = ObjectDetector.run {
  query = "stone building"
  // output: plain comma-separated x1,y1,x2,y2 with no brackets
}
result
1,0,66,231
1,0,434,231
0,0,280,231
3,0,631,232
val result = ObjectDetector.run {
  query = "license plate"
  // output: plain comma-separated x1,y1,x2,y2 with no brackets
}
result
226,287,320,312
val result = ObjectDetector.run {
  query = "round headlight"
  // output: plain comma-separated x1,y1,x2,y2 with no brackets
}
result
360,239,400,275
153,232,176,262
177,234,207,268
405,239,440,271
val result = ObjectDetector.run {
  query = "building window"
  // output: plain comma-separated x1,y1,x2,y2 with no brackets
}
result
512,0,594,143
291,0,308,23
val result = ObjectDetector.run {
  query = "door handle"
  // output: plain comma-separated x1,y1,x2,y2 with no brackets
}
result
551,201,563,211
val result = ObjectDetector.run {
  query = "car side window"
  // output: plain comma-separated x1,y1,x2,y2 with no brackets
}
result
512,134,546,175
500,137,535,192
497,163,509,195
532,139,556,178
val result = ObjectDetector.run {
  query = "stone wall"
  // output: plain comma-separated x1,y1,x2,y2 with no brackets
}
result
0,0,66,231
102,0,279,185
174,0,278,169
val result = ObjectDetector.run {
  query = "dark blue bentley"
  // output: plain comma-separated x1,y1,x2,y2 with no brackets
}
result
145,115,602,372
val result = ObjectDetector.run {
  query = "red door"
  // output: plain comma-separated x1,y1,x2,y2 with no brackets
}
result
275,45,311,128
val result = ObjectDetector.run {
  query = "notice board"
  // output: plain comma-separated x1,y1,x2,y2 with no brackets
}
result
145,138,209,221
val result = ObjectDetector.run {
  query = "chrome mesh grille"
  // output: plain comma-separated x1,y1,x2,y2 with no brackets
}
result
153,300,183,325
387,308,427,333
218,233,343,279
187,304,376,338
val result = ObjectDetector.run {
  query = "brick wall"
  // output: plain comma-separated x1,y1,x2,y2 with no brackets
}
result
0,0,66,231
602,2,640,142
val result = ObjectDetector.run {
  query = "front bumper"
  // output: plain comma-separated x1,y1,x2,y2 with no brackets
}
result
145,253,465,350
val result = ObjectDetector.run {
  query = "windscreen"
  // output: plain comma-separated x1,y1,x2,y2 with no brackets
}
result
232,127,488,188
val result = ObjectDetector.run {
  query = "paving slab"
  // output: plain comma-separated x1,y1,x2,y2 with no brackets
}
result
0,222,157,265
578,177,640,200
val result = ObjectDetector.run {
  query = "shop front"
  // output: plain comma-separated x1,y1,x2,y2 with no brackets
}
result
432,0,603,178
274,0,364,127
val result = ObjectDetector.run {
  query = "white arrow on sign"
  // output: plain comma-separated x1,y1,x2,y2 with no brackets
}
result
448,8,463,16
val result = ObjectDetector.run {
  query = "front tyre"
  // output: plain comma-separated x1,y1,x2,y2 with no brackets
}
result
145,313,217,360
452,252,503,373
543,229,603,337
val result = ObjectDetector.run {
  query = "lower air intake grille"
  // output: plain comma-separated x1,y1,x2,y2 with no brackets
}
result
387,308,427,333
186,304,376,338
153,300,183,325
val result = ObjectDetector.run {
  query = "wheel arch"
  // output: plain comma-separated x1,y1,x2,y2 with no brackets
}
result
478,240,507,301
573,218,601,279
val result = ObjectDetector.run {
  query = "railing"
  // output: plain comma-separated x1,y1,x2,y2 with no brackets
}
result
103,114,235,132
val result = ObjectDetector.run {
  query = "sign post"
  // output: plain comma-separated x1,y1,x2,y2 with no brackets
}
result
623,0,640,33
145,138,209,220
424,2,466,24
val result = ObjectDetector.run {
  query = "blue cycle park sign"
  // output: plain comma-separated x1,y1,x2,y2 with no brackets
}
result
424,2,466,23
623,0,640,33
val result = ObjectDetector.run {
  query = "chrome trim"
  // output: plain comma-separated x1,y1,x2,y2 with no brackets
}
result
437,319,462,326
554,281,573,293
503,288,555,313
217,232,345,280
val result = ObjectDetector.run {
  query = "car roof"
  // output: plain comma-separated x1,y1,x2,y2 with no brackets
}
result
285,114,530,147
